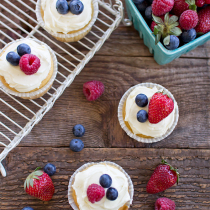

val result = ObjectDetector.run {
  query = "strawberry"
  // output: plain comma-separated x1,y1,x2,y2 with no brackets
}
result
148,92,174,124
152,0,174,16
24,168,55,201
179,10,198,30
195,6,210,34
155,197,176,210
171,0,189,16
146,160,179,194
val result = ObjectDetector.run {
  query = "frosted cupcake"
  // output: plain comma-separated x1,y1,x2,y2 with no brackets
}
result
118,83,179,143
36,0,99,42
0,38,57,99
68,161,134,210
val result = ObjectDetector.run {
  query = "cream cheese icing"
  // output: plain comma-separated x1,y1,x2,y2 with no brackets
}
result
0,39,51,93
41,0,92,34
125,86,177,137
72,164,130,210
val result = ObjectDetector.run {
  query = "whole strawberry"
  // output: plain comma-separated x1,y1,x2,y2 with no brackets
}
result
152,0,174,16
146,160,179,194
155,197,176,210
148,92,174,124
179,10,198,30
171,0,189,16
195,6,210,34
24,168,55,201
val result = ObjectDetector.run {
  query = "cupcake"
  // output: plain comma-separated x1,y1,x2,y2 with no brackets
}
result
36,0,99,42
0,38,57,99
68,161,134,210
118,83,179,143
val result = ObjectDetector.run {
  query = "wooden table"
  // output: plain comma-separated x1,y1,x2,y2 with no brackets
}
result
1,0,210,209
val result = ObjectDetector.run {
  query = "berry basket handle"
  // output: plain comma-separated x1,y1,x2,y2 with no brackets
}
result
0,162,6,177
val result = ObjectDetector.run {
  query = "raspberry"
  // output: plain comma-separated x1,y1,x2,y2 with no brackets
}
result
206,0,210,3
152,0,174,16
83,80,104,101
155,197,176,210
171,0,189,16
19,54,40,75
179,10,198,30
87,184,105,203
196,0,205,7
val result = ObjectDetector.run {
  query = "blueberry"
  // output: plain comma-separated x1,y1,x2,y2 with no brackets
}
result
106,187,118,201
6,52,20,66
17,43,31,56
70,139,84,152
137,110,148,123
69,0,84,15
132,0,144,4
56,0,69,15
145,6,152,20
100,174,112,188
164,35,180,50
136,0,148,13
22,207,34,210
73,124,85,137
44,163,56,176
180,29,196,43
135,94,148,107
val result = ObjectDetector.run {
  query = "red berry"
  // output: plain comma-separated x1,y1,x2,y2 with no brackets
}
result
146,160,179,194
195,6,210,34
171,0,189,16
155,197,176,210
205,0,210,3
19,54,40,75
152,0,174,16
179,10,198,30
87,184,105,203
196,0,205,7
83,80,104,101
148,92,174,124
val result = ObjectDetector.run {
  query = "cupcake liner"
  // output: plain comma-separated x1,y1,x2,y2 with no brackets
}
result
118,83,179,143
36,0,99,42
0,38,58,99
68,161,134,210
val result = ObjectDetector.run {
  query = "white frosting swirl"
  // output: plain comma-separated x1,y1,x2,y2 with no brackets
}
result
41,0,92,34
125,86,177,137
72,164,130,210
0,39,51,92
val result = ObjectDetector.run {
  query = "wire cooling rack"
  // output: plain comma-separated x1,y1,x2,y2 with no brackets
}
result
0,0,131,177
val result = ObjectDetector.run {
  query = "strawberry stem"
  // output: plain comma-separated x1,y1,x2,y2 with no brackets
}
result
161,159,180,184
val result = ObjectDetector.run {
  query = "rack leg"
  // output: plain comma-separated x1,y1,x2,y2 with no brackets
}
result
0,162,6,177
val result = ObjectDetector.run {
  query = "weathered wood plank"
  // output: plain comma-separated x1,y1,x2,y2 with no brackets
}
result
1,148,210,210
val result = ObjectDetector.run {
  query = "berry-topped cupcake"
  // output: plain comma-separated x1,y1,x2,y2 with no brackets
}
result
68,162,134,210
118,83,179,143
36,0,99,42
0,38,57,99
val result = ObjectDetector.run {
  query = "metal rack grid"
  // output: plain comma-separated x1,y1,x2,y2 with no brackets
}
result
0,0,128,177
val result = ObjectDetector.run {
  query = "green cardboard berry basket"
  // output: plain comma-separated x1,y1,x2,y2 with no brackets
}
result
125,0,210,65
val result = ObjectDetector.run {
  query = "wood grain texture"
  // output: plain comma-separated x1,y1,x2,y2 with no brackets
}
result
1,148,210,210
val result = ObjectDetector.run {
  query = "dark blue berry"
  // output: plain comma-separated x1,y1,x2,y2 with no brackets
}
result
106,187,118,201
137,110,148,123
73,124,85,137
43,163,56,176
17,43,31,56
100,174,112,188
132,0,144,4
70,139,84,152
135,94,148,107
69,0,84,15
22,207,34,210
180,29,196,43
145,6,152,20
136,0,148,13
6,52,20,66
56,0,69,15
164,35,179,50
